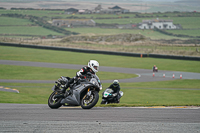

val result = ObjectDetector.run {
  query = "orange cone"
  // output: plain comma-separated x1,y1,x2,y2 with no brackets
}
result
180,74,182,79
173,73,175,78
153,73,155,77
163,73,165,78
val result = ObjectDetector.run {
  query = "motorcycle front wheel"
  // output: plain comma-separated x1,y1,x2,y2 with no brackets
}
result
81,91,99,109
48,91,62,109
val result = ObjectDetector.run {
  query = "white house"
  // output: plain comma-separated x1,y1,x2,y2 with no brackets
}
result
138,19,177,29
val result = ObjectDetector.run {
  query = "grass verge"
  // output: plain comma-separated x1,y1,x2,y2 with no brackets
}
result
0,64,137,80
0,46,199,106
0,80,199,106
1,46,200,73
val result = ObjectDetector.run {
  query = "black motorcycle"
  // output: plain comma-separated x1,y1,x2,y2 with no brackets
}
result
101,88,123,104
48,73,102,109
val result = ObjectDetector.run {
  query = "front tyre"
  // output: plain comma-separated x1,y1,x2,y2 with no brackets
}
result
48,91,62,109
81,91,99,109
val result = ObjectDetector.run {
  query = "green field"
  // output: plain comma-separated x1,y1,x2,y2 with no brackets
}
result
0,46,199,106
94,17,200,29
0,10,200,39
0,26,64,36
169,17,200,29
167,29,200,36
0,64,137,80
65,27,192,40
0,16,186,39
0,9,65,18
0,8,200,20
0,16,34,25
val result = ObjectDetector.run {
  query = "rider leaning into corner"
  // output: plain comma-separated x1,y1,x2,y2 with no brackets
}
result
56,60,102,97
109,80,121,101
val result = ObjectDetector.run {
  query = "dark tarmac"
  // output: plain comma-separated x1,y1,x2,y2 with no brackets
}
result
0,104,200,133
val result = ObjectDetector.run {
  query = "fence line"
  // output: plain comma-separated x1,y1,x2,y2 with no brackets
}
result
0,42,199,61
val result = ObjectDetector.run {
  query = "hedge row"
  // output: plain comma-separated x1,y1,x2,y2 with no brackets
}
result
10,8,64,11
154,28,200,39
1,13,79,36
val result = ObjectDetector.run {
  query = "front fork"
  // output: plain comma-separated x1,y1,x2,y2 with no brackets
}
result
87,88,91,96
83,88,92,100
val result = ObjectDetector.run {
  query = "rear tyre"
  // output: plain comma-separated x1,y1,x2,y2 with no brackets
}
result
81,91,99,109
48,91,62,109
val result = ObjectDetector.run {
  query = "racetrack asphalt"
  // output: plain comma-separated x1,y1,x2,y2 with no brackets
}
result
1,60,200,85
1,60,200,132
0,103,200,133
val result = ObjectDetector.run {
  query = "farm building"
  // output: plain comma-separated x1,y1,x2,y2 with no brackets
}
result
65,8,79,14
52,19,96,27
138,19,177,29
96,5,129,14
108,5,130,13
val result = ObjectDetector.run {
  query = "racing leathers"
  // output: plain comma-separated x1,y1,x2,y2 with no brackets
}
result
76,66,95,78
108,84,120,101
60,66,96,95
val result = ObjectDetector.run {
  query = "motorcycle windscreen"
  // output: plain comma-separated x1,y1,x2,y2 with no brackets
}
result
105,88,113,93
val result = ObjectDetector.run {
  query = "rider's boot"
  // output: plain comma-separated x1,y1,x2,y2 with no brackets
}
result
63,77,75,96
54,77,74,98
54,84,69,98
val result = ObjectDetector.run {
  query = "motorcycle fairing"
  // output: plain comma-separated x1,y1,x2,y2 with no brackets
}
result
119,91,123,98
60,83,93,106
51,85,57,91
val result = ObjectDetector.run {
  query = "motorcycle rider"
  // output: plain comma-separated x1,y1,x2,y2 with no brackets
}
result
56,60,100,97
108,80,121,103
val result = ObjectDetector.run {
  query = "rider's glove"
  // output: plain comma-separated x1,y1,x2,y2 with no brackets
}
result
58,76,68,85
113,93,117,97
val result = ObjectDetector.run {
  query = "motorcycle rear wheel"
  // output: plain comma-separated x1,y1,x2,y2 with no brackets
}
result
81,91,99,109
48,91,62,109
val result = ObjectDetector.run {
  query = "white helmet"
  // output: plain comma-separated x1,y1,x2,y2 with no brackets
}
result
113,80,119,87
88,60,99,73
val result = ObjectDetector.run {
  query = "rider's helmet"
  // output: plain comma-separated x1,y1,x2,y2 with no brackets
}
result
88,60,99,73
113,80,119,87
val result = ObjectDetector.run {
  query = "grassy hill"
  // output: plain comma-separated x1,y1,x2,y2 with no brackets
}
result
0,8,200,57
